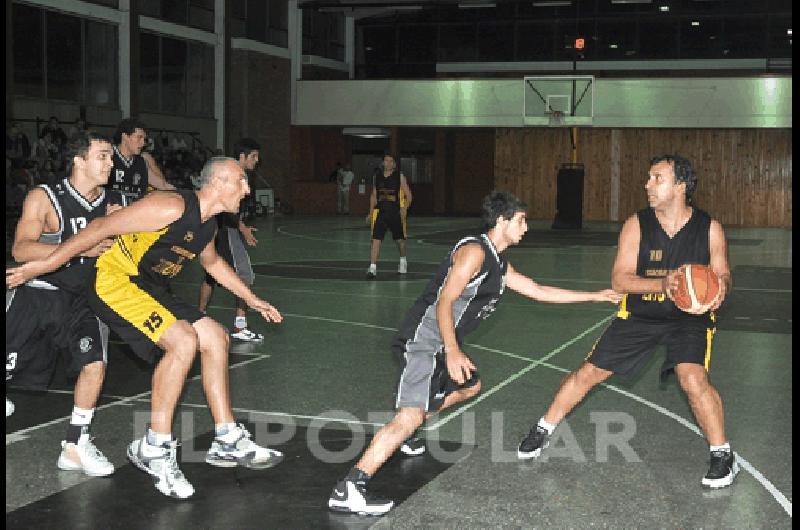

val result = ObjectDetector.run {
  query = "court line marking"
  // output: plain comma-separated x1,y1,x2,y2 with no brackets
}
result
5,355,270,445
273,311,792,518
424,315,615,431
460,341,793,518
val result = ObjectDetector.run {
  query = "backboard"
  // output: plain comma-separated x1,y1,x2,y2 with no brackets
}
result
523,75,594,126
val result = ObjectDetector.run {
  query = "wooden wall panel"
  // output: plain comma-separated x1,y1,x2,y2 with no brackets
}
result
496,128,792,227
452,130,496,214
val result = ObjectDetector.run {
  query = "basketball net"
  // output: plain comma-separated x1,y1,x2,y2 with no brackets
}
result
546,110,565,127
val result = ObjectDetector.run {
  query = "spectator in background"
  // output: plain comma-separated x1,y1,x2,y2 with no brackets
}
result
67,117,88,140
6,122,31,169
329,161,342,183
33,132,56,170
40,116,68,169
337,163,355,215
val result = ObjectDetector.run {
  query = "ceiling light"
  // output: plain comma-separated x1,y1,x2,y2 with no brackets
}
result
609,44,618,48
458,1,495,7
691,21,700,26
659,5,669,11
532,1,571,6
788,29,792,35
611,0,652,4
342,128,390,139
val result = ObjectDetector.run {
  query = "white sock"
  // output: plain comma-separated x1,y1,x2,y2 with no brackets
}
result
368,263,377,272
400,257,407,264
70,406,94,426
234,316,247,329
144,429,173,454
216,422,239,442
537,417,557,435
710,442,730,453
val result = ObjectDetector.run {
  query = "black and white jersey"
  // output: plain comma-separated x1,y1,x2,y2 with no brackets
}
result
110,145,149,201
33,178,126,294
624,207,711,320
394,234,507,353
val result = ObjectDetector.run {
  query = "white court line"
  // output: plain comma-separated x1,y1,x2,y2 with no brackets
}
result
462,342,794,518
424,314,615,432
5,355,270,445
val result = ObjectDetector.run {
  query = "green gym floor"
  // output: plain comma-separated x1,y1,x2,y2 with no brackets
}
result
6,214,792,529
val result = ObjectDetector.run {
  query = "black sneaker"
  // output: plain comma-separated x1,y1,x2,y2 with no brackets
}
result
517,425,551,460
328,479,394,516
701,450,739,488
400,433,425,456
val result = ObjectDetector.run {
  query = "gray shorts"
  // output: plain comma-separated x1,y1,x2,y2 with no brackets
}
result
395,347,480,412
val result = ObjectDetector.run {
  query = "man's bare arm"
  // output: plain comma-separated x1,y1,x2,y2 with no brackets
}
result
142,152,176,191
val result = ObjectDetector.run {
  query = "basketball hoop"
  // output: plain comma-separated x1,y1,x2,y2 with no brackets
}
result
546,110,566,127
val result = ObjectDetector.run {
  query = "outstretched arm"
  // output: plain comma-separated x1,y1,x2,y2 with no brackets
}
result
506,263,621,304
199,240,281,323
6,192,184,288
142,152,176,191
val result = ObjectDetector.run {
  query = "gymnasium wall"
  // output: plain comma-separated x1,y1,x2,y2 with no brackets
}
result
495,127,793,228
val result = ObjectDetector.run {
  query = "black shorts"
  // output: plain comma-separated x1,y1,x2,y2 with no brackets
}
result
371,208,406,241
89,269,204,364
6,284,108,389
394,346,480,413
586,314,716,379
204,227,254,287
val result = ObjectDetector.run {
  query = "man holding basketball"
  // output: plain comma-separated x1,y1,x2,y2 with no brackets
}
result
517,155,737,489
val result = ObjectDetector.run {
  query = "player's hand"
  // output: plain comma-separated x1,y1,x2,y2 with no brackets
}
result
240,225,258,246
80,238,115,257
597,289,622,304
661,269,681,302
708,281,727,311
6,262,46,289
365,213,372,225
445,348,476,385
248,297,283,323
106,203,124,215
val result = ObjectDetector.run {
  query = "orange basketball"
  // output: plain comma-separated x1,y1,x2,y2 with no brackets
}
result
671,263,720,314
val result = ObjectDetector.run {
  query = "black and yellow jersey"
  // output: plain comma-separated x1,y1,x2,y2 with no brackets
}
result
621,207,712,321
95,190,216,286
374,169,401,212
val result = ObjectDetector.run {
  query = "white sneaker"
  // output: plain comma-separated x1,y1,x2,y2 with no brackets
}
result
328,479,394,516
127,437,194,499
57,432,115,477
6,398,14,417
206,423,284,469
398,260,407,274
366,265,377,279
231,327,264,342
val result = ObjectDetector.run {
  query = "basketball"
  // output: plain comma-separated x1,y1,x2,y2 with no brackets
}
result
670,264,720,313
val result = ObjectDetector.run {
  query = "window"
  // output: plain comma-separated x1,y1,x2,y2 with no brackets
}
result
12,4,44,98
12,5,117,106
140,32,214,116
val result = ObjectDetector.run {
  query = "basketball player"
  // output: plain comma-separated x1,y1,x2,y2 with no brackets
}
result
197,138,264,342
329,191,620,516
517,155,737,489
7,158,284,500
365,153,412,278
6,131,125,476
110,118,175,202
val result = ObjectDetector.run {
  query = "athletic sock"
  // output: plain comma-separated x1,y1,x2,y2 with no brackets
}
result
66,407,94,443
537,417,557,435
345,467,371,487
709,442,731,453
234,316,247,330
145,428,173,453
215,422,239,442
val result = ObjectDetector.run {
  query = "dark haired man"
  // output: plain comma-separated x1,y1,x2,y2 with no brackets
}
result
111,118,174,201
365,153,412,278
198,138,264,341
6,131,125,475
517,155,737,489
329,191,620,516
7,157,285,500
